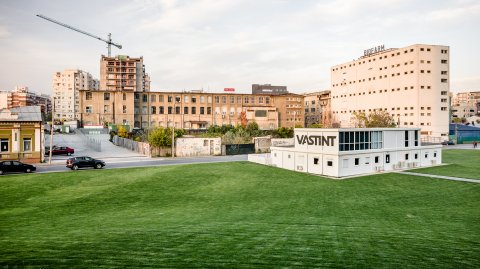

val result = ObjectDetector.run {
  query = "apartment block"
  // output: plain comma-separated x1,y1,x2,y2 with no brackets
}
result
0,86,51,117
78,90,304,129
303,90,331,127
52,69,98,122
330,44,450,139
451,91,480,119
100,55,150,92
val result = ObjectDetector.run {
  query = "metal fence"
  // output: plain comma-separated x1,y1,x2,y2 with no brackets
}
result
76,128,102,152
112,136,150,156
225,143,255,155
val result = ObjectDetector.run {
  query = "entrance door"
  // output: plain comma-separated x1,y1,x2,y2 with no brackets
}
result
210,140,214,155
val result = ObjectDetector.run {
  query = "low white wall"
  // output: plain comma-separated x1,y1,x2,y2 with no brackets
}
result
176,137,222,157
248,153,272,165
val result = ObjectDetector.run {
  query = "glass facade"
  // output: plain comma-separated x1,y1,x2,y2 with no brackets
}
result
339,131,383,151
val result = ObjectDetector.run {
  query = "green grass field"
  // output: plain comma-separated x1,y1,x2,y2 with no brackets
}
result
410,149,480,179
1,150,479,268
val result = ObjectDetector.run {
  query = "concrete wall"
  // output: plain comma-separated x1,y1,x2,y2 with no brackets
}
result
175,137,222,157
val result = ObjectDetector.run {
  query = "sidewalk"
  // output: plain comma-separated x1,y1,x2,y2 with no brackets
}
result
396,171,480,184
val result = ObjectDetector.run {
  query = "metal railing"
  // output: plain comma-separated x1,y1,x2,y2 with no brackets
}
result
76,128,102,152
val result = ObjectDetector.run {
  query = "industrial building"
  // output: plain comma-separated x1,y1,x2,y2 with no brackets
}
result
330,44,450,140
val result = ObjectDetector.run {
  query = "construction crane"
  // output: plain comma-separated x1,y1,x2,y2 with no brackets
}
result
36,14,122,57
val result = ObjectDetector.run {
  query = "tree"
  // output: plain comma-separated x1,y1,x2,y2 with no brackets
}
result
308,123,323,128
352,111,396,128
148,127,184,147
273,127,294,138
118,126,128,138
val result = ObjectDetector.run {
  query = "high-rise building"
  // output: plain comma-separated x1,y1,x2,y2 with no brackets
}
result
100,55,150,92
330,44,450,139
52,69,99,122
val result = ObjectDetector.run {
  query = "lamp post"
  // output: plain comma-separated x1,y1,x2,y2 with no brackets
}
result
48,97,55,164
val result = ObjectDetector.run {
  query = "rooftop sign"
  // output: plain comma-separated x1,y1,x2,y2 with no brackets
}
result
364,44,385,57
224,88,235,92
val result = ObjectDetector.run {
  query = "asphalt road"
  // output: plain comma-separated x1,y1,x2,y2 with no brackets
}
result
35,155,249,174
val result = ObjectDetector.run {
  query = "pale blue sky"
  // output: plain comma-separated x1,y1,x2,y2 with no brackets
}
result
0,0,479,94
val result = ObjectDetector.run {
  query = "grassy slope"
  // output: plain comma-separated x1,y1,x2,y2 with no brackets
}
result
410,149,480,179
0,151,479,268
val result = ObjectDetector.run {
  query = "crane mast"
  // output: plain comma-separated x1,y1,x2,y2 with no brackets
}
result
36,14,122,57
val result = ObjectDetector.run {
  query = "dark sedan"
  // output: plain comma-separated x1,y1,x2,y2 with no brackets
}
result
66,156,106,170
0,161,36,175
45,146,75,156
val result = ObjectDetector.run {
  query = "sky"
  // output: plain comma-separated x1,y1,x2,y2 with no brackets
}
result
0,0,479,95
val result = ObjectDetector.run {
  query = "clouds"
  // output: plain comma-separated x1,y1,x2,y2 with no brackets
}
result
0,0,478,93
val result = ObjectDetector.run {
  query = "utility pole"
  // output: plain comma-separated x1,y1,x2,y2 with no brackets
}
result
48,97,55,164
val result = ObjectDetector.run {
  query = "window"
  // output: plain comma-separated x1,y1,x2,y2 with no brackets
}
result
86,92,92,100
374,156,379,163
159,106,164,114
151,106,156,114
414,153,418,159
215,96,220,104
441,59,448,64
355,158,360,166
184,96,189,103
168,96,173,102
0,139,8,152
405,154,409,160
123,105,127,113
230,96,235,104
441,71,448,75
441,78,448,83
150,95,156,102
159,95,164,102
104,105,110,113
123,93,127,101
192,107,196,114
184,107,189,114
200,107,205,114
441,107,447,111
259,96,264,104
23,138,31,152
405,131,409,147
175,107,180,114
265,96,271,104
434,152,437,157
386,154,390,163
222,96,226,104
314,158,319,165
327,160,333,166
104,92,110,101
414,131,419,146
142,94,148,102
168,106,172,114
86,106,92,113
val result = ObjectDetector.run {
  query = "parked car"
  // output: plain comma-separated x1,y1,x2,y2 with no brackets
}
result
441,140,455,145
66,156,106,170
0,161,36,175
45,146,75,156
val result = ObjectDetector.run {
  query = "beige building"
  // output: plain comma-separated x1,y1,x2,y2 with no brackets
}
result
79,90,304,130
303,90,331,127
52,69,98,122
330,44,450,139
100,55,150,92
451,91,480,119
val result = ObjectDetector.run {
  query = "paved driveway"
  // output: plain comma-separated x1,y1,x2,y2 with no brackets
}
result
44,132,150,164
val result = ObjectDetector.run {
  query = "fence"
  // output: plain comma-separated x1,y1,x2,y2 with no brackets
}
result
224,143,255,155
112,136,151,156
76,128,102,152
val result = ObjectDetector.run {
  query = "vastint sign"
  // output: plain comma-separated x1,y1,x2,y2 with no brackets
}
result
296,134,337,147
364,44,385,56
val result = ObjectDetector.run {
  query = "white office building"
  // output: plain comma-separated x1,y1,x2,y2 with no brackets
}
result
330,44,450,140
270,128,442,178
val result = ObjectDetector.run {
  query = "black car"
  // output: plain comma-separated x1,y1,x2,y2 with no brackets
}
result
66,156,106,170
0,161,36,175
441,140,455,145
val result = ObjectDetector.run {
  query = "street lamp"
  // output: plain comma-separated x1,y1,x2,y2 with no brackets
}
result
48,97,56,164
